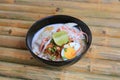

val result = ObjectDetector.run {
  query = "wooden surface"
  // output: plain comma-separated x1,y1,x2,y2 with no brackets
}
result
0,0,120,80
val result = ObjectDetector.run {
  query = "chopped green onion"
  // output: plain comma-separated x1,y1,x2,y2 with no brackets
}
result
51,48,55,53
51,55,56,60
53,46,57,51
48,48,52,51
64,48,67,52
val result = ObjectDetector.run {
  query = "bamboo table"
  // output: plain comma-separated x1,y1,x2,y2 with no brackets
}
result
0,0,120,80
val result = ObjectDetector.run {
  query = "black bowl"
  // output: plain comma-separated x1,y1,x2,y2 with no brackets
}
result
26,15,92,67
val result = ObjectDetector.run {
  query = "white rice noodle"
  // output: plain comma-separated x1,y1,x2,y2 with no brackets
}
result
41,38,52,52
58,23,85,43
32,23,87,61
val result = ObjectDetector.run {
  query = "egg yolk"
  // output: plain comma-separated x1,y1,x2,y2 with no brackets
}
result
64,47,76,59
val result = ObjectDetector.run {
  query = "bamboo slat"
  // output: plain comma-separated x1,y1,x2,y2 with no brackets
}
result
0,25,120,38
0,61,62,80
65,58,120,77
0,46,89,71
90,26,120,38
56,8,120,19
0,60,120,80
80,17,120,28
89,59,120,76
0,16,119,30
93,36,120,48
61,71,120,80
0,10,52,21
0,42,119,65
51,0,120,3
86,45,120,61
0,47,46,67
15,0,120,13
0,9,120,21
0,1,120,19
0,26,27,37
0,76,21,80
0,19,33,29
0,35,120,50
0,3,57,14
0,35,26,49
0,0,14,4
0,44,120,70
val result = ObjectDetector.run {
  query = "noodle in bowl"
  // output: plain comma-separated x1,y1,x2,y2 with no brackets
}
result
32,23,87,61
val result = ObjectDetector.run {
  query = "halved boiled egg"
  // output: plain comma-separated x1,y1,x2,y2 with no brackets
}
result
61,42,81,60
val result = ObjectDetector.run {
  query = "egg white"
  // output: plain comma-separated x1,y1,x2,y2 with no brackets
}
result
61,42,80,60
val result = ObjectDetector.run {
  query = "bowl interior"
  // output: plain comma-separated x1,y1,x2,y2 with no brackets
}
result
26,15,92,66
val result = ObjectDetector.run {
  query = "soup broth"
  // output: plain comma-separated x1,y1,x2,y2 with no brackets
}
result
32,23,87,61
